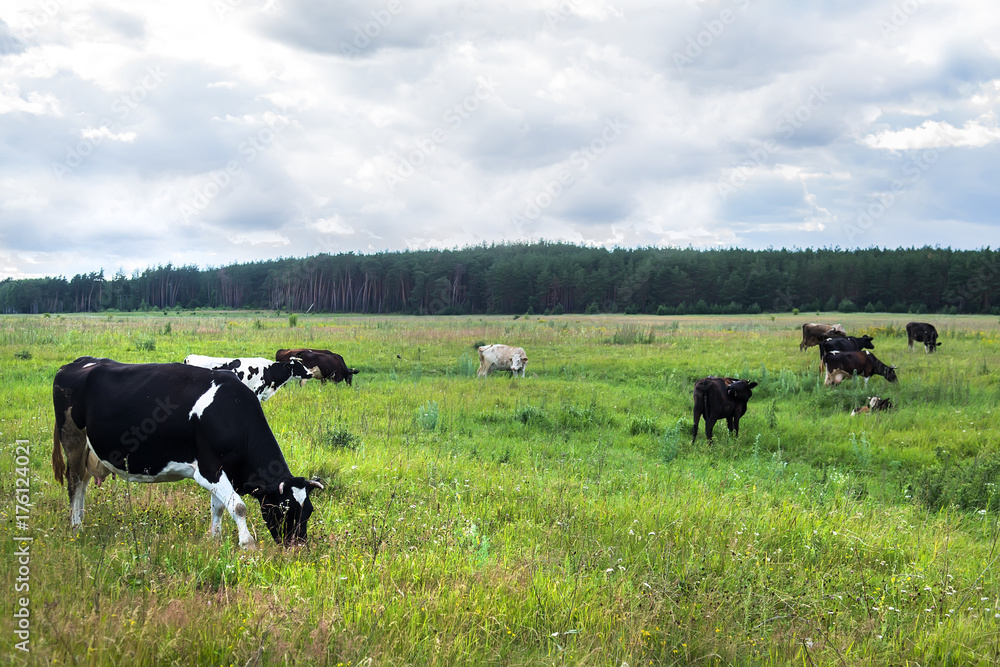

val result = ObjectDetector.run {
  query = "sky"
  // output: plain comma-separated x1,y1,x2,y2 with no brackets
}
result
1,0,999,280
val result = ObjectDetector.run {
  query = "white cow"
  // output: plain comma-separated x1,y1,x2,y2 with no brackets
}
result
183,354,312,401
477,344,528,378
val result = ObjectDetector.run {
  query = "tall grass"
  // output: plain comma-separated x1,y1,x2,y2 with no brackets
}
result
2,312,999,665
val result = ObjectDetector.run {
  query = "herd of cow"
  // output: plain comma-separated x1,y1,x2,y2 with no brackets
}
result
48,322,940,549
50,342,530,548
689,321,940,444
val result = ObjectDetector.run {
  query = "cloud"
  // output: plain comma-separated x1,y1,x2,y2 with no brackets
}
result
1,0,1000,280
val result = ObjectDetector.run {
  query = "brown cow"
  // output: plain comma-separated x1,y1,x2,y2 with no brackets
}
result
823,350,897,386
276,348,359,385
800,322,847,351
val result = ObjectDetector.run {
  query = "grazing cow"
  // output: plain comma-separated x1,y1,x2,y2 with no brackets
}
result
817,335,875,371
800,322,847,351
823,349,898,386
275,348,359,385
477,344,528,378
52,357,323,548
906,322,941,353
691,376,758,444
183,354,313,401
851,396,894,416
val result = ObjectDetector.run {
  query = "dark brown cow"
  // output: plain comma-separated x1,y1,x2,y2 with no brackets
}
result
823,350,897,386
276,349,359,385
906,322,940,353
691,376,758,444
800,322,847,351
817,335,875,371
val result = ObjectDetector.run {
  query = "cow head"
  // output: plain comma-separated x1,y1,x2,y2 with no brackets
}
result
287,358,314,381
725,379,758,402
248,477,324,546
858,335,875,349
884,366,898,383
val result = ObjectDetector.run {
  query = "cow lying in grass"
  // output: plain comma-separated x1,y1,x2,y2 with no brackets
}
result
691,376,758,444
851,396,894,416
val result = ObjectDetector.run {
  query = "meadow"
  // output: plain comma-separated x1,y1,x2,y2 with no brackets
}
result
2,310,999,666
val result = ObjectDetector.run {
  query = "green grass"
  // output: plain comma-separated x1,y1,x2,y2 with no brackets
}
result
2,311,1000,665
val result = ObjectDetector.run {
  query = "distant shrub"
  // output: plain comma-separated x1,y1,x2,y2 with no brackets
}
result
322,426,360,451
417,401,439,431
609,324,655,345
14,349,31,360
628,416,658,436
659,418,688,463
288,314,298,328
133,334,156,352
913,452,1000,513
585,301,600,315
161,321,172,335
515,405,548,426
253,318,265,330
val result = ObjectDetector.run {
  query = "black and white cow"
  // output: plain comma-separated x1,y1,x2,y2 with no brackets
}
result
52,356,323,548
822,349,898,386
183,354,312,401
817,335,875,371
691,376,758,444
906,322,941,353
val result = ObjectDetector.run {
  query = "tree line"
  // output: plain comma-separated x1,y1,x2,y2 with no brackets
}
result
1,243,997,316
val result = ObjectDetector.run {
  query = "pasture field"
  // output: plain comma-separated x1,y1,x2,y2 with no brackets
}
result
2,311,1000,666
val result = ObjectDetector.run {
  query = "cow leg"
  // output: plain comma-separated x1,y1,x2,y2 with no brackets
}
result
59,420,93,528
191,468,255,548
704,418,716,443
727,416,737,436
209,492,226,538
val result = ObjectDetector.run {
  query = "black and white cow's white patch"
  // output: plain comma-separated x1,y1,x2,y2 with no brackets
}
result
183,354,312,401
52,356,323,548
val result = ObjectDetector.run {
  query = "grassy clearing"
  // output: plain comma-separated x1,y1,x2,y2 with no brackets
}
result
2,311,1000,665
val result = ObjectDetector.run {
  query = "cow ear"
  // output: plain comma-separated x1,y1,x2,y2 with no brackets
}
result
747,382,758,389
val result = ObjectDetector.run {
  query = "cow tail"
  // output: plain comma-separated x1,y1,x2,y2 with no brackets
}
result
52,421,65,487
